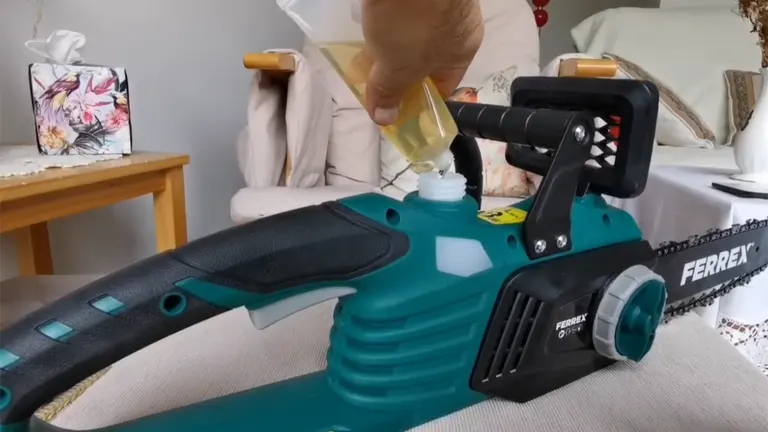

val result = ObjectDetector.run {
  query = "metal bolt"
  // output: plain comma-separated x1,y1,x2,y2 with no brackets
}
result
573,125,587,142
534,240,547,253
556,235,568,249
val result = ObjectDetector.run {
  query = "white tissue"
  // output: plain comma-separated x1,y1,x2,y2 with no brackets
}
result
25,30,86,64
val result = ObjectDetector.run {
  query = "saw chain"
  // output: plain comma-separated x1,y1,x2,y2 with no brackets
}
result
657,218,768,324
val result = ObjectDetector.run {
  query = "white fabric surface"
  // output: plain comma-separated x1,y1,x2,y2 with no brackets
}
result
650,146,738,169
543,51,697,149
230,184,377,223
571,7,761,146
660,0,733,7
230,184,521,224
0,145,121,178
229,146,735,223
309,38,383,188
49,302,768,431
608,161,768,373
237,49,332,189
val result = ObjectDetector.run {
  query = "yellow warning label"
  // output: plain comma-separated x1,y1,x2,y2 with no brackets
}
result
478,207,528,225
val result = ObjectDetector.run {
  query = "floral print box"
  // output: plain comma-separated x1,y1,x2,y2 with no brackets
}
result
29,63,132,155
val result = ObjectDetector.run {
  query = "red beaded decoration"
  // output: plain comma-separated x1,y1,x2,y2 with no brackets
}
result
532,0,549,29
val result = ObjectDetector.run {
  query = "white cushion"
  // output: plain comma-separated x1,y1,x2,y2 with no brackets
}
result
49,305,768,431
571,7,761,147
542,52,708,149
230,184,377,223
232,146,738,223
237,49,332,188
660,0,733,7
283,48,335,188
231,185,522,223
461,0,540,89
236,71,288,188
303,41,383,187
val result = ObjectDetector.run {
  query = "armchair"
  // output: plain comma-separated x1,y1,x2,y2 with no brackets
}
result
231,0,541,223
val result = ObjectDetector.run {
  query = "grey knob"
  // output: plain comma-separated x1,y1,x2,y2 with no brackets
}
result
593,265,667,362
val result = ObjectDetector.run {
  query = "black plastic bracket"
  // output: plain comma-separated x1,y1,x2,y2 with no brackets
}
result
517,113,594,260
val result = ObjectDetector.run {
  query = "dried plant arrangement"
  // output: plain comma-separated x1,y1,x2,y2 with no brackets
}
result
739,0,768,68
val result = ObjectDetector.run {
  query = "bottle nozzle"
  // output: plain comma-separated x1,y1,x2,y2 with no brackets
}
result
433,150,454,173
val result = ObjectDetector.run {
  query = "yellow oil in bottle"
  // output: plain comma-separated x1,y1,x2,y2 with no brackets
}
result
318,42,458,172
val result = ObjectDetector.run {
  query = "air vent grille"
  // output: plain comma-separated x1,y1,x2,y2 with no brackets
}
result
479,292,542,382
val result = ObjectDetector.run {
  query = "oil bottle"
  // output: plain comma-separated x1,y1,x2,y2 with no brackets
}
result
277,0,458,173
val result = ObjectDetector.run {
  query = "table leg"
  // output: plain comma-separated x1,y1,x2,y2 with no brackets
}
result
14,223,54,275
153,167,188,252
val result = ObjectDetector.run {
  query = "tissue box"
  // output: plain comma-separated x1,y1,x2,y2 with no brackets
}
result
28,63,132,155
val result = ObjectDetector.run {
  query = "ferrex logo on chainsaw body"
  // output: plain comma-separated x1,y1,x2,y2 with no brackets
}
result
680,242,754,286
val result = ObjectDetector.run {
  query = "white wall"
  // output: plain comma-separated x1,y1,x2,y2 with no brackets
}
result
537,0,660,63
0,0,304,279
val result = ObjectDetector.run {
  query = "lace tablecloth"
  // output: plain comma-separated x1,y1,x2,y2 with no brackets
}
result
609,165,768,375
0,145,122,178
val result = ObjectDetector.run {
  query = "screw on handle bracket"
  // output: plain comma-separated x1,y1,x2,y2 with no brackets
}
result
520,114,594,260
445,99,597,259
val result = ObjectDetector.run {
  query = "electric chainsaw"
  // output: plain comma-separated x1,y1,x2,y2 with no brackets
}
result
2,77,768,432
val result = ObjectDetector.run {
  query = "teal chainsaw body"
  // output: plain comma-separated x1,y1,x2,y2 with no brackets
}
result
118,192,640,432
3,77,766,432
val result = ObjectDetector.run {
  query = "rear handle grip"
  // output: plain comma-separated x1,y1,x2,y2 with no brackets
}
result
0,201,409,428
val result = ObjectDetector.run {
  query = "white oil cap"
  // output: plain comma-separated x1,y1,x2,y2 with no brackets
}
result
418,172,466,202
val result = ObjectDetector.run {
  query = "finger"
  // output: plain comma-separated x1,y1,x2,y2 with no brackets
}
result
430,67,471,100
346,47,374,85
365,61,423,126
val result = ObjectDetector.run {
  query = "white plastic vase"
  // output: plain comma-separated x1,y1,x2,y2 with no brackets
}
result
732,68,768,183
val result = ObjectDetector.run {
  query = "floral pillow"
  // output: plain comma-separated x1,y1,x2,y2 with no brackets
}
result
449,67,539,198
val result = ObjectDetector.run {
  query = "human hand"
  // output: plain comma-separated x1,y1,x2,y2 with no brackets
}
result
360,0,484,125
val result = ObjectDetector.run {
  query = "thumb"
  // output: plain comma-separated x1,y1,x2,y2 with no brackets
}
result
365,61,421,126
429,69,468,100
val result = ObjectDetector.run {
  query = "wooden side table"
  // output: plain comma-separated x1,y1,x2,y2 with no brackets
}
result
0,152,190,276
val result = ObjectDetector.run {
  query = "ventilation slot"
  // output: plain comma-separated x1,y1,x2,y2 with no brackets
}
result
482,292,541,382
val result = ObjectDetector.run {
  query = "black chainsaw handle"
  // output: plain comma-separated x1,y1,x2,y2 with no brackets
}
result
0,201,409,428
